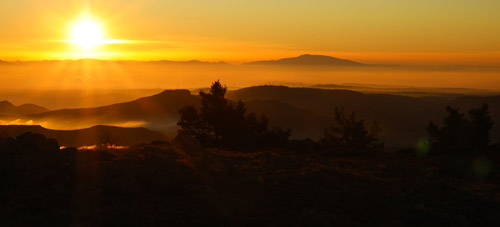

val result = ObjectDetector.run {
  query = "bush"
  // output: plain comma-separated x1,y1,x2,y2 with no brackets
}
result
177,80,291,149
427,104,494,153
320,107,383,150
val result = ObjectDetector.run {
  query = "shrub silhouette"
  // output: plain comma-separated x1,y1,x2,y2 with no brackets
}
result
427,104,494,152
320,107,383,150
177,80,291,149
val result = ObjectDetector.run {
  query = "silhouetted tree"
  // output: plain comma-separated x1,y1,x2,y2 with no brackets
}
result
427,104,494,152
177,80,291,149
177,105,211,144
469,104,494,147
320,107,383,150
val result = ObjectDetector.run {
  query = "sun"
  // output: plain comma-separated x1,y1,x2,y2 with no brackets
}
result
70,18,104,51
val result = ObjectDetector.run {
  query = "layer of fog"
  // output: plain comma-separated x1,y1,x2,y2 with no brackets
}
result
0,61,499,109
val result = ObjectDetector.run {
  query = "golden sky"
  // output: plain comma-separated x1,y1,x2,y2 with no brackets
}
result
1,0,499,65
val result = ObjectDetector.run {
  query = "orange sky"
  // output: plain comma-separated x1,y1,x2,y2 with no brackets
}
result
1,0,500,65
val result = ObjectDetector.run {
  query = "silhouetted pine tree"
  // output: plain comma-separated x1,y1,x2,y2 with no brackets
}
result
427,104,494,152
320,107,383,150
177,80,291,149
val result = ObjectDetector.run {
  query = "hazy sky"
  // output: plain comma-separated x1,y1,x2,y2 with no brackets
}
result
1,0,499,65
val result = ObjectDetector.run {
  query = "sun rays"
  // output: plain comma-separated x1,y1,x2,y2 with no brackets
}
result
64,13,136,59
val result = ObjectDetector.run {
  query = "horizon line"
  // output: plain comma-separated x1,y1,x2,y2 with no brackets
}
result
2,54,500,68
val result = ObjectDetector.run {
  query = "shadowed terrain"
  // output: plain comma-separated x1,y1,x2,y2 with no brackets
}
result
228,86,500,147
1,134,499,226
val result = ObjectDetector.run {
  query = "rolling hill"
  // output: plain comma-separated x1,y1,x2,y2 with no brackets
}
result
0,89,200,134
0,101,49,115
243,99,333,139
227,86,445,146
227,86,500,147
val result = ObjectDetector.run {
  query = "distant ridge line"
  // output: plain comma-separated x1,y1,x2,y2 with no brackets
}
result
0,54,365,66
244,54,365,66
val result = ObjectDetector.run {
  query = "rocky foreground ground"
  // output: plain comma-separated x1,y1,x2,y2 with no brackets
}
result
1,133,500,226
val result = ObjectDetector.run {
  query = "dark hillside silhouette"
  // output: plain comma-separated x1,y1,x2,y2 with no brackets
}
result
177,81,290,149
227,86,500,147
243,99,333,139
227,85,446,146
0,90,200,133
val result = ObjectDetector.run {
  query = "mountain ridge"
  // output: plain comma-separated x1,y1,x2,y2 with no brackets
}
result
0,101,49,115
244,54,364,66
0,54,364,66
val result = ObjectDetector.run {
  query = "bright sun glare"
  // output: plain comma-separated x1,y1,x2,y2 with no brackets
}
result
70,18,104,51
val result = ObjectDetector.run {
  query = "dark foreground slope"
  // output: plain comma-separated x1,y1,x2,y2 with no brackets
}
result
0,133,76,226
0,125,165,147
2,134,500,226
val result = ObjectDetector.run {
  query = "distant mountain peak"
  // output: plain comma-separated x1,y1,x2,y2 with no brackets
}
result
297,54,341,59
245,54,364,66
298,54,328,57
151,59,231,65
